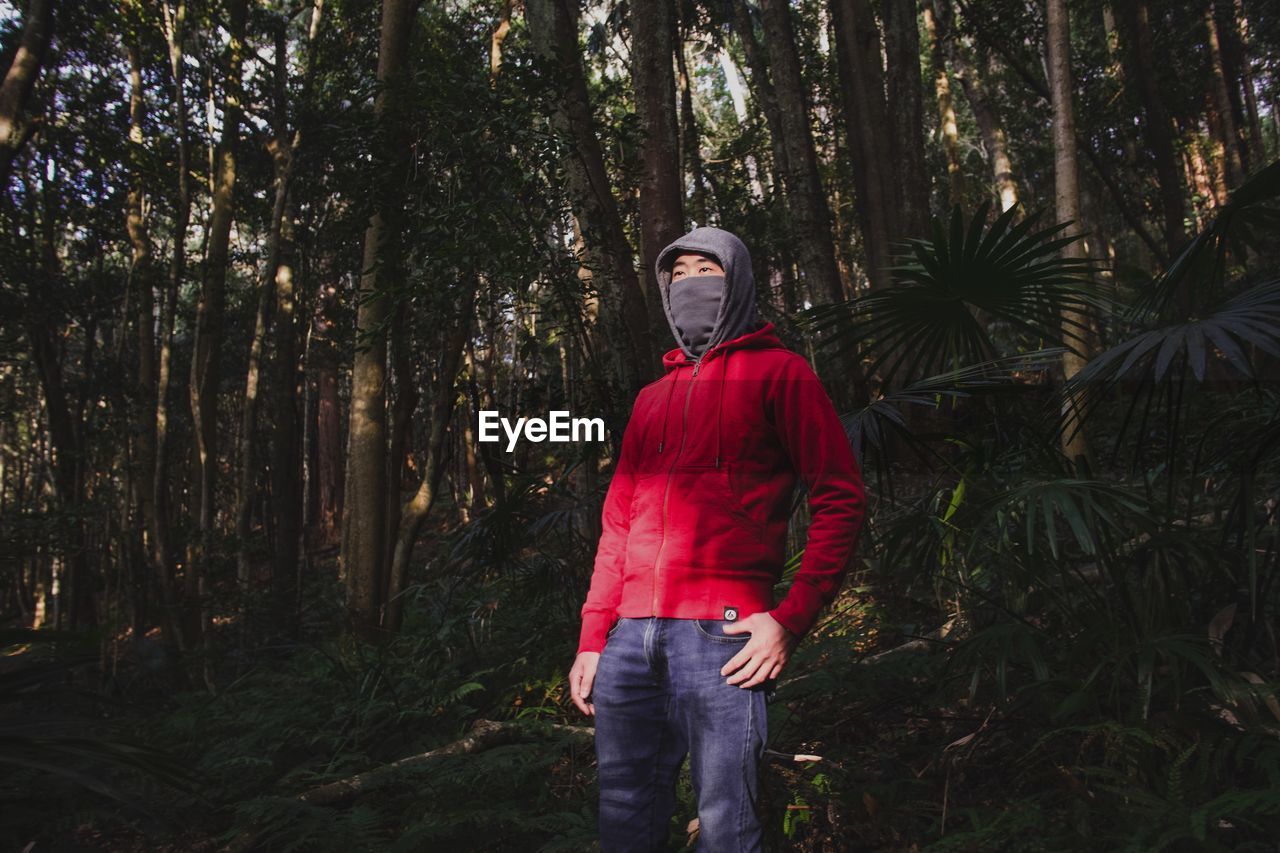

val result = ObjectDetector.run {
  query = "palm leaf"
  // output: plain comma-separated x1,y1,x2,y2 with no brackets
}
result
1134,157,1280,323
1052,278,1280,449
801,200,1109,390
843,347,1067,466
967,477,1158,561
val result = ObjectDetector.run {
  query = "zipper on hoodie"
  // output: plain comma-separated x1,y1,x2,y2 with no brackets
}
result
651,346,715,614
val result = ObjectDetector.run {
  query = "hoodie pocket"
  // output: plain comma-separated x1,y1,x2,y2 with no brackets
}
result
628,468,662,524
686,464,767,547
716,465,767,545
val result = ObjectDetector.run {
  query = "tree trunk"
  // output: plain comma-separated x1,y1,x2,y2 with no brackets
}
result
1113,0,1189,260
923,1,964,208
461,345,485,518
1044,0,1093,470
235,5,320,617
882,0,931,236
471,323,507,508
524,0,655,400
830,0,896,291
154,0,190,664
313,284,344,549
957,0,1165,262
947,16,1019,214
1204,1,1244,189
490,0,516,84
1185,125,1217,223
382,299,418,601
341,0,416,641
267,0,322,635
0,0,54,189
234,178,276,599
1194,105,1229,207
730,0,793,210
1229,0,1264,170
269,194,303,635
1100,4,1142,174
1211,0,1252,174
676,30,708,226
26,164,95,630
188,0,249,656
716,46,765,204
631,0,685,372
757,0,844,306
123,23,161,648
384,285,477,634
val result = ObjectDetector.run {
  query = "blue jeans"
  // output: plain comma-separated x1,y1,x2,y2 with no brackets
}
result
591,616,777,852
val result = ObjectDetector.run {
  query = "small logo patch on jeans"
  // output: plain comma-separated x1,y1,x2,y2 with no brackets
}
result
723,606,738,621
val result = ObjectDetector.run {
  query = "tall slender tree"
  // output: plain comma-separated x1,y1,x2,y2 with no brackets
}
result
830,0,896,292
152,0,191,661
1113,0,1189,259
121,0,166,651
187,0,249,661
632,0,684,361
268,0,324,634
882,0,931,236
525,0,655,398
1045,0,1093,468
1204,0,1245,189
940,2,1019,213
0,0,54,188
756,0,843,305
924,0,965,207
341,0,416,639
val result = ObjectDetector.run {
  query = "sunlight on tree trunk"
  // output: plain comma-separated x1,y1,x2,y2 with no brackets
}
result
341,0,415,641
924,1,965,208
1045,0,1094,471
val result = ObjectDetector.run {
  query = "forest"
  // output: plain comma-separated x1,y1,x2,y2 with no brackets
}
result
2,0,1280,849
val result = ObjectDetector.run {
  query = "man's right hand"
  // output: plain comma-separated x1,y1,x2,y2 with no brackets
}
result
570,651,601,716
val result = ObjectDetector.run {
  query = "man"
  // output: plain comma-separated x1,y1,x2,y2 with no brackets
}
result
568,226,866,852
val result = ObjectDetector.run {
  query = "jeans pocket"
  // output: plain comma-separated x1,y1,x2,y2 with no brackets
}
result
605,617,624,639
693,618,751,643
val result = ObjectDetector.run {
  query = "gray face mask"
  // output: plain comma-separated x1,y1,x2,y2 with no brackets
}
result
668,274,723,357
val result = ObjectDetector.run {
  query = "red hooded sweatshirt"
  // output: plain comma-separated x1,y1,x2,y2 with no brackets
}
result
575,231,866,655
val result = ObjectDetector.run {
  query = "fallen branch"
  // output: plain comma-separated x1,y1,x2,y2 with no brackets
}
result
219,719,595,853
860,617,959,665
298,719,592,806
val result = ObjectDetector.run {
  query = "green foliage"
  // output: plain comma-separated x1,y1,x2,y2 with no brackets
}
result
1059,157,1280,456
223,798,386,853
802,199,1109,388
0,629,202,845
774,191,1280,849
1137,158,1280,323
116,569,601,849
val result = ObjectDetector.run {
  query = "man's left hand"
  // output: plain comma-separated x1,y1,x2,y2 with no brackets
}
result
721,611,798,688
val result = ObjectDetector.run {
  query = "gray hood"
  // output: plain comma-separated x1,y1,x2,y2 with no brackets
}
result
655,226,759,360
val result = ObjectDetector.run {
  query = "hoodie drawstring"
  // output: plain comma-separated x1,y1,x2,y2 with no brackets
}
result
715,349,728,468
657,369,678,453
